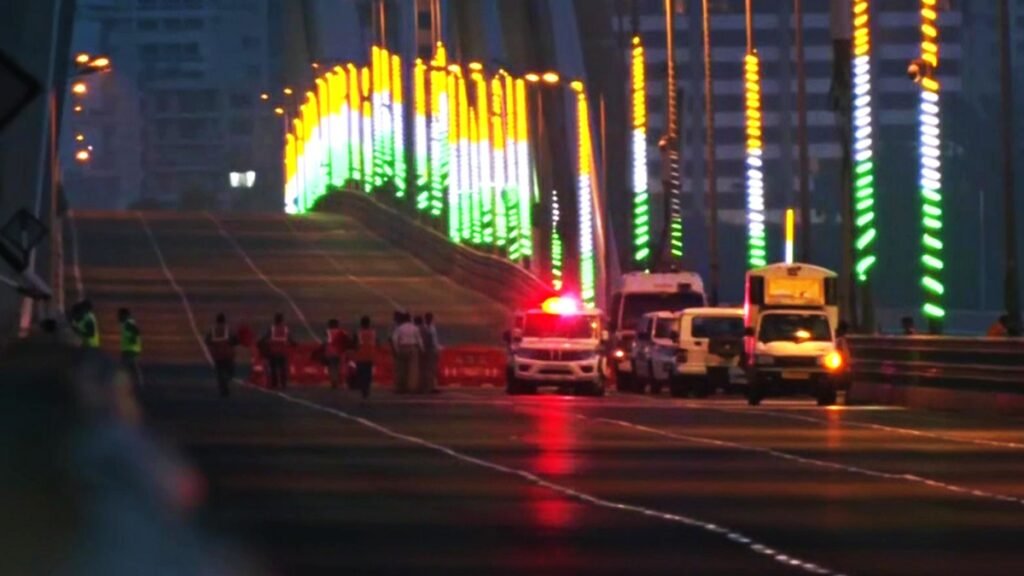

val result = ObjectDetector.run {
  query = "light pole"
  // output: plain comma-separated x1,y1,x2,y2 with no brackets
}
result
998,0,1021,334
795,0,811,262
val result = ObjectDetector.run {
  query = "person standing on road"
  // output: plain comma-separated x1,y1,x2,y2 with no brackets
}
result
422,312,441,393
324,318,347,389
71,300,101,349
391,312,422,394
260,313,296,390
354,316,377,399
205,313,239,398
118,308,144,395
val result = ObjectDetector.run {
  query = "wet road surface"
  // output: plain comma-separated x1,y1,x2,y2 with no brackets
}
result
67,211,1024,576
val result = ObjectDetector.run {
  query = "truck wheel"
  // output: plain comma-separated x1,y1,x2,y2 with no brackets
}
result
694,378,713,399
816,388,838,406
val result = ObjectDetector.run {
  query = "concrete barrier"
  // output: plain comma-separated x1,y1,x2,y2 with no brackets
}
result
847,335,1024,416
315,189,554,311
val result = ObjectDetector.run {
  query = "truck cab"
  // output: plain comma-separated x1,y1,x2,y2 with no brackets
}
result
744,263,845,406
608,271,706,392
506,297,607,397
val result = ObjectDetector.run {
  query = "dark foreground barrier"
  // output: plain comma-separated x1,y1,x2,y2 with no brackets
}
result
847,335,1024,416
316,189,553,312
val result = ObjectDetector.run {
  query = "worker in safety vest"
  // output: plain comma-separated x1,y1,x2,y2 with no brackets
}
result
353,316,377,399
118,308,144,395
324,318,348,389
205,313,239,397
260,313,295,389
71,299,101,349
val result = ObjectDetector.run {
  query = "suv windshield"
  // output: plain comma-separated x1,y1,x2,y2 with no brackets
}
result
758,313,831,343
620,292,704,331
691,316,744,339
654,317,676,339
523,313,599,339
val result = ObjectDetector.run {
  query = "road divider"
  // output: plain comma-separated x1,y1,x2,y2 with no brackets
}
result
848,335,1024,416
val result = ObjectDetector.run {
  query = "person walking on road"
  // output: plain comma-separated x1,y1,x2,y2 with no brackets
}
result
118,308,144,395
71,300,101,349
354,316,377,399
391,312,422,394
260,313,296,390
205,313,239,398
422,312,441,393
324,319,347,389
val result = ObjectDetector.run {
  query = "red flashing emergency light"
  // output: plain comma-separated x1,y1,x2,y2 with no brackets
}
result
541,296,579,315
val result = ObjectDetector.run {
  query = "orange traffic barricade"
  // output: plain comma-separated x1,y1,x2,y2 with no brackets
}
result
438,346,507,387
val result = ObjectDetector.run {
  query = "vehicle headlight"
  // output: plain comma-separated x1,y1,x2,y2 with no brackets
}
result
755,355,775,366
820,351,844,371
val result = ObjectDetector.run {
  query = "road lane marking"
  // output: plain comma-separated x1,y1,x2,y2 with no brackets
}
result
444,390,1024,507
282,217,404,310
260,388,841,576
68,210,84,302
205,213,319,343
725,408,1024,451
134,235,844,575
608,393,1024,451
138,212,212,365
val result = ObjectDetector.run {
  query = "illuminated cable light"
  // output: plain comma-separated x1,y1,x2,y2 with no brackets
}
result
744,52,767,268
328,70,350,189
430,43,450,219
501,72,521,259
446,65,462,241
575,87,597,308
784,208,795,264
414,59,430,210
457,73,474,243
491,76,509,249
551,190,563,292
391,53,407,199
315,77,332,201
473,71,494,245
851,1,878,280
631,36,651,269
917,0,945,323
468,111,483,245
285,133,298,214
348,64,363,185
361,66,374,196
514,78,532,257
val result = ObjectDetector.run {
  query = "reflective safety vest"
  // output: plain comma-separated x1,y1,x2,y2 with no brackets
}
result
268,325,289,356
355,329,376,362
78,312,101,348
121,319,142,354
209,325,234,360
325,328,343,357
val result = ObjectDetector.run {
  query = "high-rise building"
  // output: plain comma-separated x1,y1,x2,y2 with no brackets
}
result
62,0,281,210
614,0,964,305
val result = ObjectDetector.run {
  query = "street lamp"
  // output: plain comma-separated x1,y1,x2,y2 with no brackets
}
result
75,150,91,163
71,82,87,95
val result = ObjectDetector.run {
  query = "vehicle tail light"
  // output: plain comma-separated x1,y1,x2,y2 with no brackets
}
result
613,349,626,359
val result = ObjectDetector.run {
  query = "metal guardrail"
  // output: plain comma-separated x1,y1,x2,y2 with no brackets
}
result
847,335,1024,395
317,189,554,312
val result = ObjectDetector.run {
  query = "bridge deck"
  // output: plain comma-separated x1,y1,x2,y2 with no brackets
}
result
63,211,1024,576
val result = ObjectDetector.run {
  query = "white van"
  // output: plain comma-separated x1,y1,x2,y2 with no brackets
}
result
668,307,746,398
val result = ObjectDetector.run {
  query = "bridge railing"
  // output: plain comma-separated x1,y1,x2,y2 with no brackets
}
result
847,335,1024,414
316,189,554,312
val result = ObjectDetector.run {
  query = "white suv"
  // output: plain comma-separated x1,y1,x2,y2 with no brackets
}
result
630,311,679,394
668,308,746,398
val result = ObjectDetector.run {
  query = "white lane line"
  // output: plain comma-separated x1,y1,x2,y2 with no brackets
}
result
282,217,404,310
205,213,319,343
138,212,212,365
68,209,85,303
618,393,1024,451
584,415,1024,507
726,408,1024,451
444,391,1024,507
135,236,844,576
258,387,841,576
